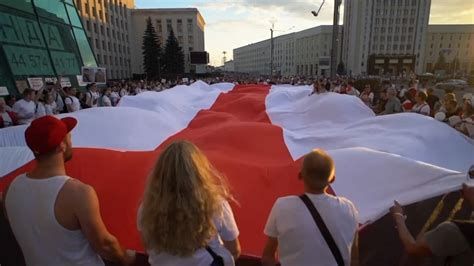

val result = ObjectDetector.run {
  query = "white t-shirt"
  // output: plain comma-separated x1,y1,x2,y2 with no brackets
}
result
1,112,13,127
346,86,360,97
412,103,430,116
119,89,128,97
64,96,81,112
34,102,46,118
86,91,100,107
138,201,239,266
12,99,36,124
55,93,64,112
44,103,55,115
110,92,120,105
264,193,359,266
101,95,112,107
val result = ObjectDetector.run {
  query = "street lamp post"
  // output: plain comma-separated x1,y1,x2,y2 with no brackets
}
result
330,0,342,79
270,28,274,78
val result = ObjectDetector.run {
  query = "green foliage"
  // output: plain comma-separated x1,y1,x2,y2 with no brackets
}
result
142,17,162,79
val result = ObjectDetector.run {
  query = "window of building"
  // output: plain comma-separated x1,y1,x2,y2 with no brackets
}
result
93,23,98,33
96,39,100,49
187,19,193,32
167,19,173,32
101,25,104,34
407,44,411,50
110,56,113,65
393,44,398,50
108,42,112,50
92,6,97,17
114,43,117,52
177,19,183,34
73,28,96,67
86,20,91,31
188,35,193,45
102,40,106,50
97,54,101,64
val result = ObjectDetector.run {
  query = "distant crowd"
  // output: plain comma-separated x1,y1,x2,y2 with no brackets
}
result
1,75,473,138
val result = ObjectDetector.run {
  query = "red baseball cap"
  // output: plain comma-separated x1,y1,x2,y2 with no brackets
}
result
25,116,77,155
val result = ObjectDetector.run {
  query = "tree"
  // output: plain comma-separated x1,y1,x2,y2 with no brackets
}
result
142,17,162,79
162,29,185,76
434,52,447,71
337,61,346,75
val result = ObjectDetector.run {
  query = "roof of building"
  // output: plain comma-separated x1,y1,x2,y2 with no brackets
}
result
427,24,474,33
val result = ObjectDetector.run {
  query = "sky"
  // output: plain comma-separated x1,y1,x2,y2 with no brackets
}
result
135,0,474,66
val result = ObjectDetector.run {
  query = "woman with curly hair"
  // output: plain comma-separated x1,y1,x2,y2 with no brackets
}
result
138,140,241,266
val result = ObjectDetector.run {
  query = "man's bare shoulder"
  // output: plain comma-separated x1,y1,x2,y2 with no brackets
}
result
61,178,97,200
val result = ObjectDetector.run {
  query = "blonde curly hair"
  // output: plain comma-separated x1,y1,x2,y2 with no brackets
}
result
140,140,232,256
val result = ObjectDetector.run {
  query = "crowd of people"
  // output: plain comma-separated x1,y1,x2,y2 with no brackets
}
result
1,75,473,139
1,115,473,266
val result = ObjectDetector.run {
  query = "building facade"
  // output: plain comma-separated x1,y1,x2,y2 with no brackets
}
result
74,0,134,80
0,0,97,96
342,0,431,75
423,24,474,75
130,8,205,75
233,25,340,77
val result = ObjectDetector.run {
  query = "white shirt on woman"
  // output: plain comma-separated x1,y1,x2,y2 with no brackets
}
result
138,201,239,266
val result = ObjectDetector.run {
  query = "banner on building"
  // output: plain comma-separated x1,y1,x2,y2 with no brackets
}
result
0,86,8,96
82,67,106,84
27,77,44,91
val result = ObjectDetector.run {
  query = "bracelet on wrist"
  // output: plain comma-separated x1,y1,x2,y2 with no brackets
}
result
393,212,407,221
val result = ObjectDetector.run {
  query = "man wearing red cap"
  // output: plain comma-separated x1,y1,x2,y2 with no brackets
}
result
2,115,135,265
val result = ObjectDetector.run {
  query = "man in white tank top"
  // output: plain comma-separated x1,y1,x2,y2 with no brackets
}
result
2,115,135,266
262,149,359,266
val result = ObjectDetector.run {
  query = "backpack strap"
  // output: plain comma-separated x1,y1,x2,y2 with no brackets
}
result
299,194,345,266
205,246,224,266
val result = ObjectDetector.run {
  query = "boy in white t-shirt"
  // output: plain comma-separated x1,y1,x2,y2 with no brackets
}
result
12,89,37,125
262,149,359,266
64,87,81,113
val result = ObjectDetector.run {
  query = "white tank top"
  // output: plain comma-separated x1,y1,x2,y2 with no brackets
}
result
5,174,104,266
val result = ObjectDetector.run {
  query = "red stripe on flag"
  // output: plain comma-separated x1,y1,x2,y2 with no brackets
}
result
0,85,313,256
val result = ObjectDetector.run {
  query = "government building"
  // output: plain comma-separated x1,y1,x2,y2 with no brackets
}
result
0,0,207,96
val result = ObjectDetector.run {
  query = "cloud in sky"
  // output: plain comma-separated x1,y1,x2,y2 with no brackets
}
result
136,0,474,66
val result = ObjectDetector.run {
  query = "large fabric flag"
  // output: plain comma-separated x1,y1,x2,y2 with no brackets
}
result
0,81,472,255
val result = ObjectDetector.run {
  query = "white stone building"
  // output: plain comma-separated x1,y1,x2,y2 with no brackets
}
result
423,24,474,74
75,0,134,79
233,25,340,77
130,8,206,75
342,0,431,75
